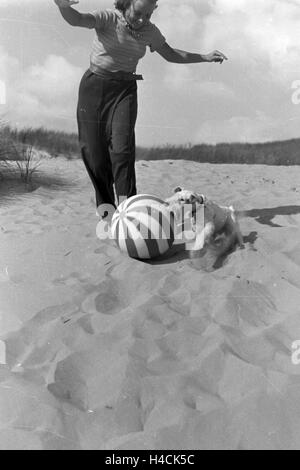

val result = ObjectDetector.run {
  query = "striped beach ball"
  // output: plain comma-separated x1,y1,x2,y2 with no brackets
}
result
111,194,175,259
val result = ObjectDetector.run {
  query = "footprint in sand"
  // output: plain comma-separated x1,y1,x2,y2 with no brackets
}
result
217,279,277,331
52,272,91,287
157,273,181,296
81,280,128,315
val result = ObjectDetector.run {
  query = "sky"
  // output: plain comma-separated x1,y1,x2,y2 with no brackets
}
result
1,0,300,146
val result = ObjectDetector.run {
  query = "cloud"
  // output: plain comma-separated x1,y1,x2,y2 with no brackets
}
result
0,46,19,82
0,47,83,131
1,1,300,145
164,63,235,100
157,0,300,86
156,0,209,47
0,0,39,4
20,55,82,101
202,0,300,84
194,112,284,144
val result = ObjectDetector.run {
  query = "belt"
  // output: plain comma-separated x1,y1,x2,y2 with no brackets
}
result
89,64,143,81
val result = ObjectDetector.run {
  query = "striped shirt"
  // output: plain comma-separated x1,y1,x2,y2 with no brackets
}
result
90,9,166,73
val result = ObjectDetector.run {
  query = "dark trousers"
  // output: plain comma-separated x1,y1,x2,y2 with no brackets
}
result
77,69,138,209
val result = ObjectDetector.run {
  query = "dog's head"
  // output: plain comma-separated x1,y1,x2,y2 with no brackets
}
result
165,187,205,220
165,187,205,206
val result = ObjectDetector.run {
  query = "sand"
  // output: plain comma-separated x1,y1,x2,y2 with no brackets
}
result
0,157,300,450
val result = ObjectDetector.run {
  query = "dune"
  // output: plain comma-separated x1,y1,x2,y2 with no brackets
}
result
0,156,300,450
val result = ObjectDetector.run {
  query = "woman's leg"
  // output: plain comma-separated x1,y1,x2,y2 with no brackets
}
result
77,71,116,209
109,82,138,205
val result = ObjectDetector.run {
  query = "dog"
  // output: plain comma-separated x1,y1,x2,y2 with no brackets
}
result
165,187,243,257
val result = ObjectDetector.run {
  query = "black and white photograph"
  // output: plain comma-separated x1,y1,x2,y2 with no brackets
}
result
0,0,300,452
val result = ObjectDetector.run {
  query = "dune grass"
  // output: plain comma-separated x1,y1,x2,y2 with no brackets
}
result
0,123,43,185
1,123,300,166
0,124,80,159
137,140,300,165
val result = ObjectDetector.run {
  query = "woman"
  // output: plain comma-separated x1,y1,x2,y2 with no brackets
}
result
54,0,227,220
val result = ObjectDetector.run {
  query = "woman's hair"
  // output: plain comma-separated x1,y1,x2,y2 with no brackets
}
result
114,0,157,13
114,0,133,13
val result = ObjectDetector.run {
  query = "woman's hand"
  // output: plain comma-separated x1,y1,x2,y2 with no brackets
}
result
54,0,79,8
55,0,94,28
205,50,228,64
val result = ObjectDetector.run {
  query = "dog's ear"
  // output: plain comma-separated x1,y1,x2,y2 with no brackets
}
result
196,194,205,204
174,186,183,193
190,193,204,204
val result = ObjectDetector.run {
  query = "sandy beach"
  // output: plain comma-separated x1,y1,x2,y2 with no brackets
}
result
0,157,300,450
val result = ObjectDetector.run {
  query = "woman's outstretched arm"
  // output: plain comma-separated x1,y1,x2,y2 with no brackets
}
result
157,43,228,64
54,0,96,29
